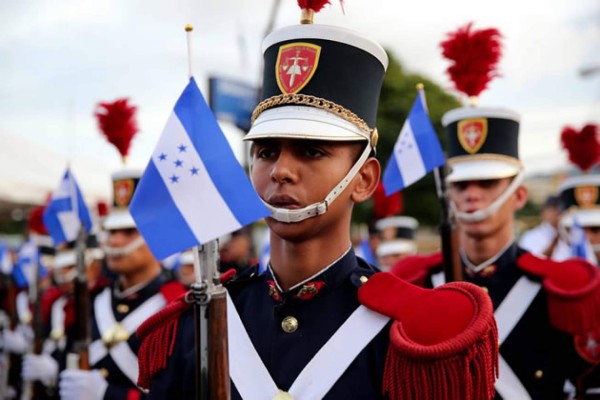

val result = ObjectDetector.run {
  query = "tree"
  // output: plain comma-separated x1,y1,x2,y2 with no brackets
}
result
353,50,461,227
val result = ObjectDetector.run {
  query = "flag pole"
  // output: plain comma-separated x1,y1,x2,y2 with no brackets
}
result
185,24,230,400
418,83,462,282
185,24,194,79
185,23,209,400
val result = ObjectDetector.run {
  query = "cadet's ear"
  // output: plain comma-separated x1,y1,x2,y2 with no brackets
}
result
514,184,528,210
352,157,380,203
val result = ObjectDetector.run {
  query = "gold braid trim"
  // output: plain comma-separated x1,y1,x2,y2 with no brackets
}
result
251,94,378,146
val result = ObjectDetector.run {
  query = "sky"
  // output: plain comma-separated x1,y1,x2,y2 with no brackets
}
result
1,0,599,204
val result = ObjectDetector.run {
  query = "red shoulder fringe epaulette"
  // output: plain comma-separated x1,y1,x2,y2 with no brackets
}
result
390,252,443,286
517,253,600,334
359,273,498,400
136,270,236,390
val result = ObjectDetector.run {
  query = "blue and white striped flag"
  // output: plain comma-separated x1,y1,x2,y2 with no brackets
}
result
43,167,93,245
130,78,270,260
13,239,48,288
382,91,445,195
570,218,597,264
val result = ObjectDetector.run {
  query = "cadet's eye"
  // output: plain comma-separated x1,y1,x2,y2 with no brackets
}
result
255,147,276,160
305,146,326,158
479,180,498,189
450,181,468,191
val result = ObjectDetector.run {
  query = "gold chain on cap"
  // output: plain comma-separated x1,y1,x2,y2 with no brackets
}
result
251,93,377,147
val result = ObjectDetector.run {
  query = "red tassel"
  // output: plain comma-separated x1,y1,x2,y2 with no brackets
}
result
136,293,191,390
546,285,600,335
560,124,600,172
440,22,503,98
94,98,139,160
518,253,600,334
359,276,498,399
383,317,498,400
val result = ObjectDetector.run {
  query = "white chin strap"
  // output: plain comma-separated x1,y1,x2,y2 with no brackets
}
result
262,144,372,223
451,171,525,223
103,235,146,257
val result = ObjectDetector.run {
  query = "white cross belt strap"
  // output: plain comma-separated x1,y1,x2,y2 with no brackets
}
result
51,296,67,336
89,287,166,386
227,293,390,400
494,276,542,400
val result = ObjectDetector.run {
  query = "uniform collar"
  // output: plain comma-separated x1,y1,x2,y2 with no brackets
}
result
462,241,517,277
266,246,357,302
113,268,169,301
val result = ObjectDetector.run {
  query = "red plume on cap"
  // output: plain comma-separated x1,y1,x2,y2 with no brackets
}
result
297,0,331,12
297,0,334,23
560,123,600,172
440,22,503,100
28,206,48,235
372,182,403,219
94,98,139,162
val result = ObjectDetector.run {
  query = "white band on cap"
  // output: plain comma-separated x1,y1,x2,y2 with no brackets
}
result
451,171,525,223
261,144,372,223
103,235,146,257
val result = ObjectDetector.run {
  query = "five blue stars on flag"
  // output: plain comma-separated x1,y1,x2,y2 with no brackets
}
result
158,144,200,184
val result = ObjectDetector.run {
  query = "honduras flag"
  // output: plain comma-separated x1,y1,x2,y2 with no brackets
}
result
13,239,48,288
43,167,93,245
570,218,597,264
382,90,445,195
130,78,270,260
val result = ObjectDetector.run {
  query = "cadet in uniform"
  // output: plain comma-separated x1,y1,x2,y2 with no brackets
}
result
136,4,499,399
21,235,107,396
56,170,185,400
553,175,600,263
374,216,419,272
392,105,600,399
554,175,600,397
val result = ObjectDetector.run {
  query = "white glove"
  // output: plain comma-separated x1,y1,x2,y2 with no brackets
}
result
59,369,108,400
22,353,59,386
15,323,34,343
3,328,28,354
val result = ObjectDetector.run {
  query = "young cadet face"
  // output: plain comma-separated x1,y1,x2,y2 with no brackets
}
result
583,226,600,248
105,228,156,274
250,138,367,239
449,177,526,239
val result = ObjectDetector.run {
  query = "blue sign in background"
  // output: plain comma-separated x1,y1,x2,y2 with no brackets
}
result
208,77,259,132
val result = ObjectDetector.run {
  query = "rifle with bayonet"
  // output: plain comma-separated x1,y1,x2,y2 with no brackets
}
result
22,248,46,400
0,270,18,399
191,239,230,400
67,228,90,370
434,166,463,282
